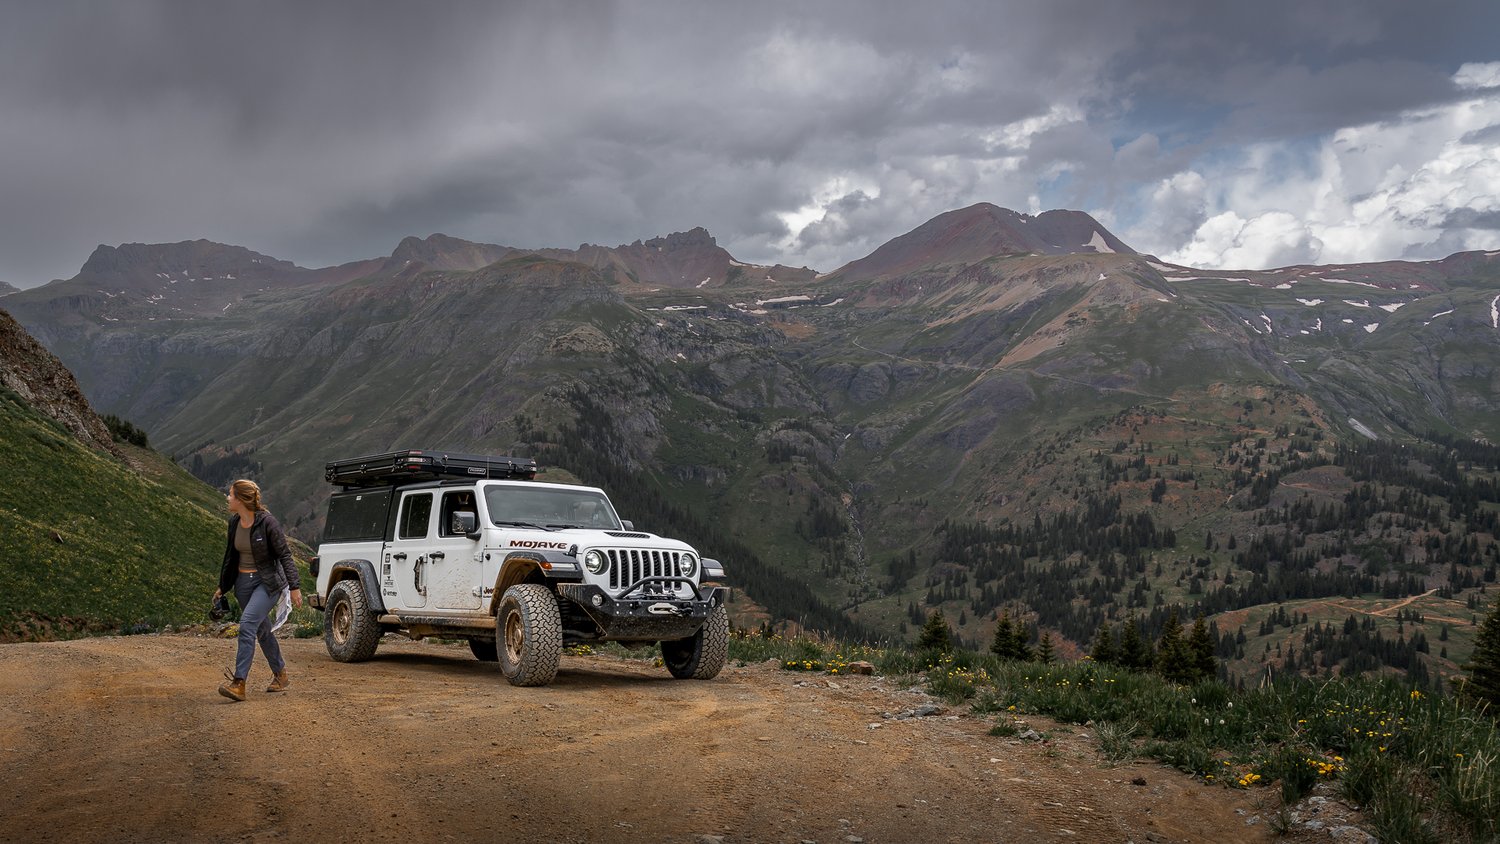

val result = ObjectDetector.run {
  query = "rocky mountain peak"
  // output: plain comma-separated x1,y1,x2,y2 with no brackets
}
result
0,281,17,297
78,239,297,283
834,203,1134,282
0,307,118,456
638,227,717,251
387,233,515,271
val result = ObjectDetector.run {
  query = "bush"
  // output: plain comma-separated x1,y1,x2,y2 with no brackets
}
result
102,414,149,448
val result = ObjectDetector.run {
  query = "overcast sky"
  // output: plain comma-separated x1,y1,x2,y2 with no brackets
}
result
3,1,1499,287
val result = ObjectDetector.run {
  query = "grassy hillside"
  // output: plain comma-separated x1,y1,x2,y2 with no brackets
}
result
0,385,226,639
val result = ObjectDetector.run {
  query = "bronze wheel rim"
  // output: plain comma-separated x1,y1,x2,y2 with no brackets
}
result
503,609,525,666
331,600,351,646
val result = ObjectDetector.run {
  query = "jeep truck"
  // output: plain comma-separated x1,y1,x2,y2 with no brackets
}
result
308,450,730,686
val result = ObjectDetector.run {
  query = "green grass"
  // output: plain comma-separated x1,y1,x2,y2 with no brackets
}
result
730,630,1500,843
0,385,227,638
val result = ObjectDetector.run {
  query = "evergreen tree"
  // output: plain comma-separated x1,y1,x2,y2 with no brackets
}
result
918,610,953,655
1014,620,1034,662
1187,612,1218,682
1119,615,1151,671
1089,622,1117,665
1038,632,1055,664
1464,598,1500,709
1155,608,1193,682
991,611,1020,660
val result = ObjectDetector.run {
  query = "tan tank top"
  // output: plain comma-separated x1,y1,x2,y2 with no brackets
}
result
235,522,255,573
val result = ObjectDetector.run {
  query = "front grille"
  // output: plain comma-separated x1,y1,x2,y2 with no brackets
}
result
604,548,685,591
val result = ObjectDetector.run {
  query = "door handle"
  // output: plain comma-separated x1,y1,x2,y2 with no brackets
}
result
429,551,445,561
392,552,408,561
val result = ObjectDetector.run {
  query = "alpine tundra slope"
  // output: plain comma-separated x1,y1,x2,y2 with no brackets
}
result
310,450,729,686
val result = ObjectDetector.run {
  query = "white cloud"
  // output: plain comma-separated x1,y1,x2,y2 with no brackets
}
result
1455,62,1500,90
1146,67,1500,269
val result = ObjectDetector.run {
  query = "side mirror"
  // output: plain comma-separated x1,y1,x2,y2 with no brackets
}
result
453,511,479,540
620,519,634,531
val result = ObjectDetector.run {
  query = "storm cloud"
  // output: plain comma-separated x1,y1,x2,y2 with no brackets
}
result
2,0,1498,285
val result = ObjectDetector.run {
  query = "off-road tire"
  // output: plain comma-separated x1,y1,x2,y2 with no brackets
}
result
324,579,380,662
662,605,729,680
468,638,498,662
496,584,562,686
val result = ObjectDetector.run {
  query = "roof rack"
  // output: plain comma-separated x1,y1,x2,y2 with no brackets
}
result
325,449,538,488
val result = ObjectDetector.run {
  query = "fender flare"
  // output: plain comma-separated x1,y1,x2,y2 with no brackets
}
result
328,559,387,615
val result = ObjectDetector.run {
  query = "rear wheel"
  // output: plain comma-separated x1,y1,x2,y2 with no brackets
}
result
662,605,728,680
324,579,380,662
469,638,498,662
496,584,562,686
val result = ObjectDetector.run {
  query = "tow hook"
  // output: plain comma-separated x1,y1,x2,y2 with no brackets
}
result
647,602,689,617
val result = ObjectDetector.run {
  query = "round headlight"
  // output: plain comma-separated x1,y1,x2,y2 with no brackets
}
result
584,550,607,575
679,552,698,578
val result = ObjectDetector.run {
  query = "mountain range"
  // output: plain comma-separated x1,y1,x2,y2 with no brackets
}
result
6,202,1499,683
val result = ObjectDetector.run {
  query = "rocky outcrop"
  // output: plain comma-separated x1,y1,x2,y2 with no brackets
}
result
0,307,119,457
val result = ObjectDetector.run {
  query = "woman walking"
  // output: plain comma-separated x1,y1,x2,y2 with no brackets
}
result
215,479,302,702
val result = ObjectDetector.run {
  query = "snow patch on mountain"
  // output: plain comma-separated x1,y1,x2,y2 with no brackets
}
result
1348,418,1379,439
1343,299,1371,308
1321,278,1379,288
1087,231,1114,254
1491,295,1499,329
1378,303,1405,313
1296,298,1324,306
1364,324,1380,333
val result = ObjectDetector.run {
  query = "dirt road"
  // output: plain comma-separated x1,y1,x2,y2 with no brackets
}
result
0,635,1281,843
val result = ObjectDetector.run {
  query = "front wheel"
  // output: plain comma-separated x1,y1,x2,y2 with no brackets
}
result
324,579,380,662
496,584,562,686
662,605,728,680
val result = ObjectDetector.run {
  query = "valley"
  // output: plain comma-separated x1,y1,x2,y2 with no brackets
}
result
4,204,1498,691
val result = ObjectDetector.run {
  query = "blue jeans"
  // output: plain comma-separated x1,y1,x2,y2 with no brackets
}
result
233,571,285,681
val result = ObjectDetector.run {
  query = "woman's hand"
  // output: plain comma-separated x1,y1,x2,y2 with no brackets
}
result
290,588,303,608
213,589,222,600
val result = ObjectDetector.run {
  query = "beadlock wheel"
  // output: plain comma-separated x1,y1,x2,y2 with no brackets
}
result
323,578,380,662
662,605,728,680
495,584,562,686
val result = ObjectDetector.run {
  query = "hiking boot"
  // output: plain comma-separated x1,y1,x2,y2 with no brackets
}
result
218,677,247,702
265,670,290,693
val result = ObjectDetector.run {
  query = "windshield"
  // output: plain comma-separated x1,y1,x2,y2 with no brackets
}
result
484,485,622,530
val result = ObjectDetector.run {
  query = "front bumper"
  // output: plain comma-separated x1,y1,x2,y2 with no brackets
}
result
556,579,730,641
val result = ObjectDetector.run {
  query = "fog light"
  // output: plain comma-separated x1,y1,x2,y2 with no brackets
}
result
592,594,604,607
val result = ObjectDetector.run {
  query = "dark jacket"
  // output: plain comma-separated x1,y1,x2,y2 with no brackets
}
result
218,511,300,597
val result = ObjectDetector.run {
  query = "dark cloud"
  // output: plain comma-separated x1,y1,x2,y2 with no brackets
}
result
1442,208,1500,230
1,1,1496,284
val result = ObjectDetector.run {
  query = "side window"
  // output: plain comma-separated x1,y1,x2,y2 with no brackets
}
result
398,493,433,540
440,490,477,537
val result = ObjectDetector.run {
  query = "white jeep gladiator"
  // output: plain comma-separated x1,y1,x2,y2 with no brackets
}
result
308,450,729,686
